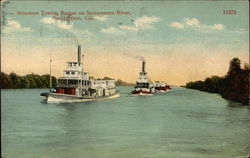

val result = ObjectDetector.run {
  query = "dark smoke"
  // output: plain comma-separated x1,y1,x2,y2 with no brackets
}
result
123,53,145,62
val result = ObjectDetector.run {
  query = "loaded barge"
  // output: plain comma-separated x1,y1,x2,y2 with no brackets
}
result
154,81,171,92
40,45,120,103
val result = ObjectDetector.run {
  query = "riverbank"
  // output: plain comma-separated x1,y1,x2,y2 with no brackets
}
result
0,72,133,89
185,58,249,106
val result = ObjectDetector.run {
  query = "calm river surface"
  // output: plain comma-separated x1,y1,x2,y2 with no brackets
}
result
1,86,250,158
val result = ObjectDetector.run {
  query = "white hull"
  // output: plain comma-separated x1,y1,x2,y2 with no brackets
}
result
132,92,153,96
43,92,120,103
156,90,166,93
155,90,167,93
155,89,172,93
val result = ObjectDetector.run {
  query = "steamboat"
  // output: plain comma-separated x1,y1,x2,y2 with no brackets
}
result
40,45,120,103
132,61,155,95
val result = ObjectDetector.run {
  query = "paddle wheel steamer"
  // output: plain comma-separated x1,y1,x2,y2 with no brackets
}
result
40,45,120,103
132,61,155,95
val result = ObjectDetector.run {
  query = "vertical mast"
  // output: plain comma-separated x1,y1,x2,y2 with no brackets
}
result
49,51,52,92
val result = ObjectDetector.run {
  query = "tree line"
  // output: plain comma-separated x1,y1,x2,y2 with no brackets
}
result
0,72,57,89
96,76,133,86
115,79,134,86
186,57,249,105
0,73,133,89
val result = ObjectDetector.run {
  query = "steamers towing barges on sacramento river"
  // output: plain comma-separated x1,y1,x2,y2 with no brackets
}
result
40,45,120,103
132,61,171,95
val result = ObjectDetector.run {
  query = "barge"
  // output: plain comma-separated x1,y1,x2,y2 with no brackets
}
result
154,81,171,92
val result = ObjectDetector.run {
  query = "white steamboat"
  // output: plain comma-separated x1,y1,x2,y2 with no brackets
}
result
132,61,155,95
41,45,120,103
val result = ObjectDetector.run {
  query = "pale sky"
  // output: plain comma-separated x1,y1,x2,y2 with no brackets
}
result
1,0,249,85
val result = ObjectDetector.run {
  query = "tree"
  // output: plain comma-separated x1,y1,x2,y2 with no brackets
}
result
0,72,57,89
52,76,57,88
33,75,43,88
18,77,30,88
243,62,249,70
26,75,36,88
0,72,12,88
41,74,50,87
226,57,241,77
185,58,249,105
115,79,133,86
102,76,113,80
40,74,57,88
9,72,21,88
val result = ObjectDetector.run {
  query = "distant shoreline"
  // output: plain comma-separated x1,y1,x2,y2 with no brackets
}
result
185,58,249,106
0,72,134,89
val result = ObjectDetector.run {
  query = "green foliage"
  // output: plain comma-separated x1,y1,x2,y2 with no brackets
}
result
9,72,20,88
115,79,133,86
97,76,114,80
227,57,241,77
102,76,113,80
19,77,30,88
92,76,132,86
26,75,36,88
0,73,57,89
89,76,95,80
0,72,12,89
186,57,249,105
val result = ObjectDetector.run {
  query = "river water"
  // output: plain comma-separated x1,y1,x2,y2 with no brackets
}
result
1,86,250,158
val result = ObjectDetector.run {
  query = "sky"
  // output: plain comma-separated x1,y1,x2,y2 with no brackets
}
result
1,0,249,85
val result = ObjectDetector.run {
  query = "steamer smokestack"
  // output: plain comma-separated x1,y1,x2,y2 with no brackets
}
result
78,45,81,63
142,61,145,73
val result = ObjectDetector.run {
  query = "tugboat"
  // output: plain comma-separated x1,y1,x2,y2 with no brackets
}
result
132,61,155,95
40,45,120,103
154,81,171,92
